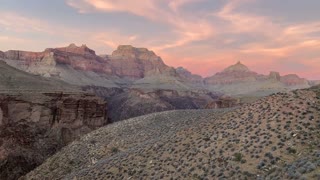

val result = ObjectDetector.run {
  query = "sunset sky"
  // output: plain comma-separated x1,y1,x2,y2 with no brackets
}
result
1,0,320,79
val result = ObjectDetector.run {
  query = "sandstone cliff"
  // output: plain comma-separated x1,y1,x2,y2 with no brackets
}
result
0,92,108,180
108,45,176,79
0,44,174,82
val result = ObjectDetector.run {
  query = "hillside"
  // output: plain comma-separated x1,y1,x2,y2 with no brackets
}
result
0,61,78,92
25,86,320,179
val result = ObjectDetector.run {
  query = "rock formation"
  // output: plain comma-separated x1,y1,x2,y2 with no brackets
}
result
0,58,108,180
204,61,260,85
1,45,316,94
0,92,108,180
204,61,312,95
108,45,176,79
2,44,176,86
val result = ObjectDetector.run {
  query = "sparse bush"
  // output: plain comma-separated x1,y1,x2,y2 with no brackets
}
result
111,147,119,153
233,152,243,162
286,147,297,154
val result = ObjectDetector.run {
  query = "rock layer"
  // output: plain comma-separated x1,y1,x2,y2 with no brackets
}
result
0,92,108,180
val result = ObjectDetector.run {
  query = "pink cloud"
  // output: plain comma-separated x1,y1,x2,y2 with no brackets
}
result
66,0,216,50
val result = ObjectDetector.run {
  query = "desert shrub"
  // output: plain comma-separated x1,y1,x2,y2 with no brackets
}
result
286,147,297,154
234,152,243,162
111,147,119,153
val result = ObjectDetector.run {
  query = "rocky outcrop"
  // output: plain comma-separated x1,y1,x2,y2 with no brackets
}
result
0,92,108,180
108,45,176,79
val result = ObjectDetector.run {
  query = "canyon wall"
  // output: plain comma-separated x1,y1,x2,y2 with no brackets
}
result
0,92,108,180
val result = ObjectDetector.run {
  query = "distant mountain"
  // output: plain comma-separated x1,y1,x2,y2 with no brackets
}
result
204,61,312,96
1,44,317,95
0,44,179,89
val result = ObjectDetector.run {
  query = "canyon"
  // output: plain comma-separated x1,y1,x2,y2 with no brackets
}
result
0,44,316,121
0,44,319,179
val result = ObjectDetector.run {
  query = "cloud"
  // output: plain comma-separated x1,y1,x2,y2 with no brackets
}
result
66,0,215,50
1,0,320,79
0,12,54,34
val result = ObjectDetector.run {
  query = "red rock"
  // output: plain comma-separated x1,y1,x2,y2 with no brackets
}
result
2,44,176,80
109,45,175,78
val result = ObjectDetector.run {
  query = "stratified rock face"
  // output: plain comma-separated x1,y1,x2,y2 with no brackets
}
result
109,45,175,78
3,45,113,78
2,44,178,86
205,61,260,85
280,74,309,86
0,92,108,180
176,67,204,84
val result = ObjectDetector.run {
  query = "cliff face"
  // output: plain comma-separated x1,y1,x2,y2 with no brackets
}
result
109,45,176,79
0,92,108,180
2,44,175,81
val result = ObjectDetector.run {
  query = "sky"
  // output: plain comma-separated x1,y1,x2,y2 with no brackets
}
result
0,0,320,79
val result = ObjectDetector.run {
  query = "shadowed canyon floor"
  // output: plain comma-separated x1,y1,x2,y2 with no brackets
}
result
25,86,320,179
